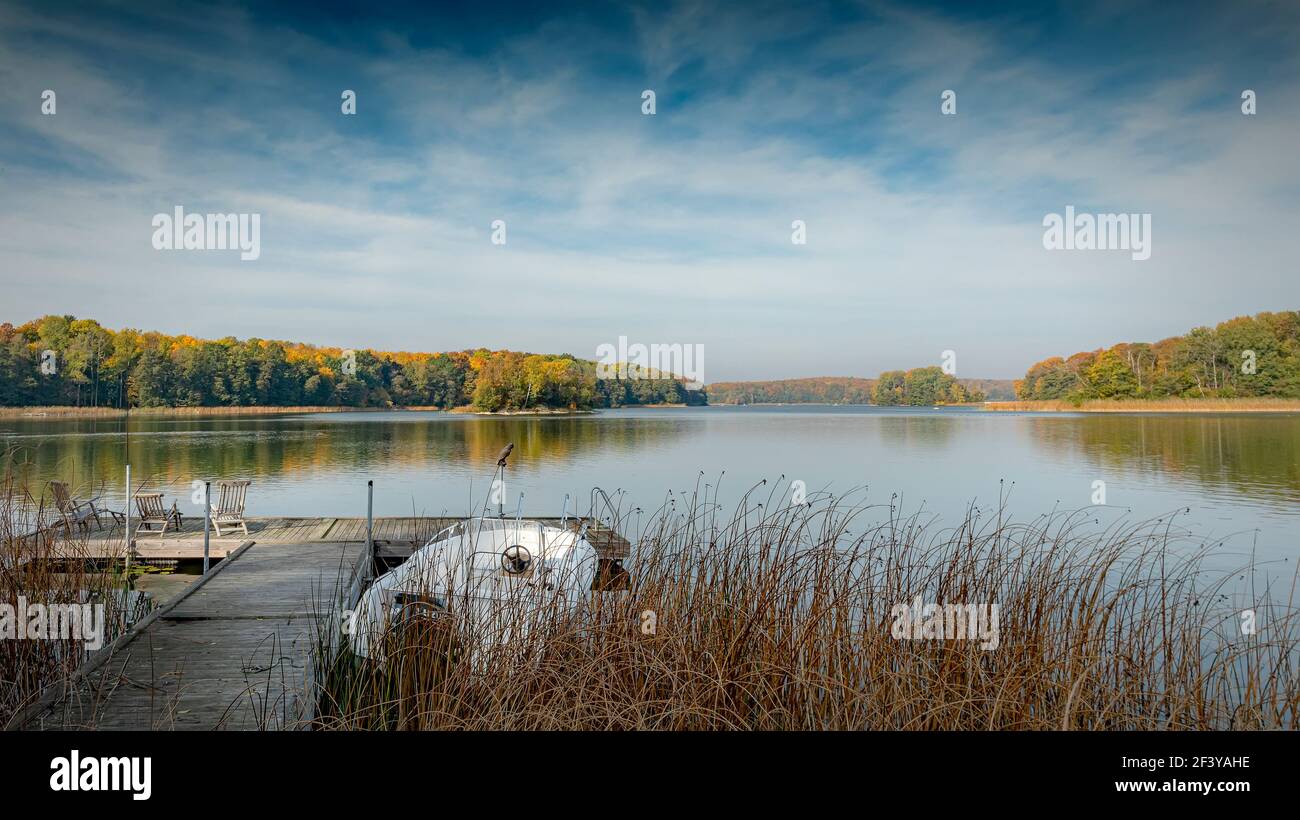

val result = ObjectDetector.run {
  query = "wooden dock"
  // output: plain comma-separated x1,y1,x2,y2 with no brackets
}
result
17,515,630,562
17,516,629,731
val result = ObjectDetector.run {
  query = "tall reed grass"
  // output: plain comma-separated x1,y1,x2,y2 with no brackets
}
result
310,483,1299,730
0,452,149,727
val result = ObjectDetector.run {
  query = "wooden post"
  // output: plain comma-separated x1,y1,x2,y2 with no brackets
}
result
366,480,373,554
203,481,211,573
123,464,131,577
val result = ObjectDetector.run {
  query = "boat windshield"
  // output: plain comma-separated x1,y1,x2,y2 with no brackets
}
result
425,516,553,549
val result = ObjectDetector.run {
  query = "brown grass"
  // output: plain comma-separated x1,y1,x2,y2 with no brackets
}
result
0,454,151,727
310,485,1300,730
986,398,1300,413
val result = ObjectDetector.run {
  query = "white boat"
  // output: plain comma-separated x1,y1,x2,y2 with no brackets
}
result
349,516,599,661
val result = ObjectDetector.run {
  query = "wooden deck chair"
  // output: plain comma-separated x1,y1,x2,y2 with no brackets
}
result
134,492,182,537
210,480,250,536
50,480,103,533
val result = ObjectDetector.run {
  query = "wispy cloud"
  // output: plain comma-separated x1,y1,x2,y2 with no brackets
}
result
1,0,1297,379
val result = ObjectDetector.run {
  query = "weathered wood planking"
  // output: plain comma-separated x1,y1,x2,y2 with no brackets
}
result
21,513,631,730
26,541,362,731
10,517,332,559
23,516,629,561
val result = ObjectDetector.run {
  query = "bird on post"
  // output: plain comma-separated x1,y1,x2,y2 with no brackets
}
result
496,443,514,467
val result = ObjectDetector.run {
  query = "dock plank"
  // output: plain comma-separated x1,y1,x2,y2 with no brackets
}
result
27,541,361,731
19,513,630,730
12,515,629,560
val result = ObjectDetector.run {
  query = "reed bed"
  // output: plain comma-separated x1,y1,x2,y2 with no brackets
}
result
0,455,149,727
311,484,1300,730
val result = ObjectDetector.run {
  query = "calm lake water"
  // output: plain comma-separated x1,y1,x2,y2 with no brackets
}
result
3,406,1298,571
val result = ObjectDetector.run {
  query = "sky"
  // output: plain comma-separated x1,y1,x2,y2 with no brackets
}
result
1,0,1298,381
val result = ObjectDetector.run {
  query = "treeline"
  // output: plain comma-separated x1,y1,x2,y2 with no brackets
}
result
954,378,1016,401
1016,311,1300,402
872,367,985,405
0,316,703,412
706,377,876,405
707,375,1008,405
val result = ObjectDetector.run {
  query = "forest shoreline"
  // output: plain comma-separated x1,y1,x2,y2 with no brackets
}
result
0,404,650,419
985,398,1300,413
8,398,1300,418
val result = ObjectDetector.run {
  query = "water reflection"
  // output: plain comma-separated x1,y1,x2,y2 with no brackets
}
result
2,408,1298,566
1025,414,1300,506
0,411,697,508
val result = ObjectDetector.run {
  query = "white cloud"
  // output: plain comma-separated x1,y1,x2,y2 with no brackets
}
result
1,0,1297,380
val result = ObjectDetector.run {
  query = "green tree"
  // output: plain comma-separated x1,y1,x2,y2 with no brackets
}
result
873,371,906,405
1085,350,1138,398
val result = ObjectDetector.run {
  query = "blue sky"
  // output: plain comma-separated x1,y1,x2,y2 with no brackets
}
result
2,0,1298,380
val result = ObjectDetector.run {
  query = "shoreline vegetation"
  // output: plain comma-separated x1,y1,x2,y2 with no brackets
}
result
0,404,602,419
987,398,1300,413
7,396,1300,419
0,315,705,415
1015,311,1300,403
705,373,1012,404
2,310,1297,417
311,490,1298,730
1,469,149,726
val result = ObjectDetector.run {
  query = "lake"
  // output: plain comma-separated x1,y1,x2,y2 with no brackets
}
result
3,406,1297,572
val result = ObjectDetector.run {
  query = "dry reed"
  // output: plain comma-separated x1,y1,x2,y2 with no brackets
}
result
310,483,1299,730
0,451,151,727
